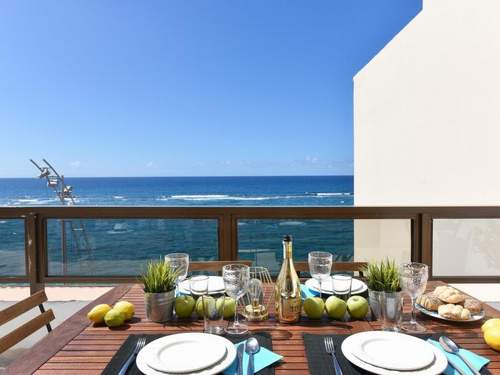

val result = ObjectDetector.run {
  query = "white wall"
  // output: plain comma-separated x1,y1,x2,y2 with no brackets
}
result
354,0,500,206
353,0,500,270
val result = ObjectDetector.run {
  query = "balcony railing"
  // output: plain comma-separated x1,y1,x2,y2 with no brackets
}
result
1,206,499,293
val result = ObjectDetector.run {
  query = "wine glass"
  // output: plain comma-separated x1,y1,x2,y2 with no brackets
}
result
399,262,428,332
165,253,189,291
308,251,333,298
223,264,250,335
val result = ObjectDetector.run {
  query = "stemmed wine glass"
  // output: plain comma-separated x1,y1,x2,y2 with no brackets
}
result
399,262,429,332
165,253,190,292
223,264,250,335
308,251,333,298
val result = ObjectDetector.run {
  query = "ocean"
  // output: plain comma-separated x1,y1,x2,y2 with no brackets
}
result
0,176,354,277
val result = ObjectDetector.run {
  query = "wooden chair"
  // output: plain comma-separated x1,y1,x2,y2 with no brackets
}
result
0,290,55,354
189,260,252,273
294,261,368,277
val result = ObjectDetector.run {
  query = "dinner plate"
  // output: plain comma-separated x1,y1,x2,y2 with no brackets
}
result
347,331,435,371
179,276,225,295
416,303,485,322
305,278,367,295
342,333,448,375
136,333,236,375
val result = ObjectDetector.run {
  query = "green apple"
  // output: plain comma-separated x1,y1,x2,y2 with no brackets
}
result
325,296,347,320
174,295,195,318
303,297,325,319
216,296,236,319
195,296,216,318
346,295,369,319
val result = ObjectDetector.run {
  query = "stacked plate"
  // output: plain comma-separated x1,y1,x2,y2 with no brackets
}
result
341,331,448,375
178,276,225,295
136,333,236,375
305,278,368,295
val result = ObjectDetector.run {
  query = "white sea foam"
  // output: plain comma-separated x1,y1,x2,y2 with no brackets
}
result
113,196,126,199
279,221,306,226
315,192,352,197
162,194,271,201
12,198,59,205
154,192,352,202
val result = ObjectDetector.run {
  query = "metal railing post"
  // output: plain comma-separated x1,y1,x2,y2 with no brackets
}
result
25,213,44,294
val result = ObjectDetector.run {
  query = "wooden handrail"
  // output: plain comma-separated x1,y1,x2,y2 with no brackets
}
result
1,205,500,286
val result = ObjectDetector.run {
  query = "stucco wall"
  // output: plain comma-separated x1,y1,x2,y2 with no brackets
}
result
353,0,500,273
354,0,500,206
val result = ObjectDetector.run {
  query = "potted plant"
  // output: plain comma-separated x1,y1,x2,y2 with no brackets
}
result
363,259,402,330
141,259,178,322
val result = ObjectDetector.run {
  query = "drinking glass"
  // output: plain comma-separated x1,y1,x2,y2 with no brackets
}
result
332,273,353,301
308,251,333,298
190,275,208,296
203,293,226,335
223,264,250,335
165,253,189,291
399,262,428,332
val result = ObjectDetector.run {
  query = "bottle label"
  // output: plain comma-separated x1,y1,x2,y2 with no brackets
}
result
278,295,301,322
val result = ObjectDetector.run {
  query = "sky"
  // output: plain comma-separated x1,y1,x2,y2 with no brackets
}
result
0,0,421,177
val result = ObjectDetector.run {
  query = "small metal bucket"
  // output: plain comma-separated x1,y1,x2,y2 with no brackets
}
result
144,290,175,322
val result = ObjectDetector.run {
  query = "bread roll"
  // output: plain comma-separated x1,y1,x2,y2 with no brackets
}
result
433,286,465,304
464,298,482,314
417,293,443,311
438,304,471,320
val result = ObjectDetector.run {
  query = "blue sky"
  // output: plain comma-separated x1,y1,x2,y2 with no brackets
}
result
0,0,421,177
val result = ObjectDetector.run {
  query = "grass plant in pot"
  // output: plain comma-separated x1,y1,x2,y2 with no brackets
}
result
364,259,402,331
141,259,178,322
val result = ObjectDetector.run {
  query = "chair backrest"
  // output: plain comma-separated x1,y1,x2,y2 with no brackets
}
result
189,260,253,273
0,290,55,354
294,261,367,277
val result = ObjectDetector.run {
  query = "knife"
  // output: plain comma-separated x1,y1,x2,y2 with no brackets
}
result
237,343,245,375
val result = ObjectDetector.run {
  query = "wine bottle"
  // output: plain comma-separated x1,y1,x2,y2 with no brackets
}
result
275,235,302,323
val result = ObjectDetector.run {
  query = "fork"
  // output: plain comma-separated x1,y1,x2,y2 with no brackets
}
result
324,337,343,375
119,337,146,375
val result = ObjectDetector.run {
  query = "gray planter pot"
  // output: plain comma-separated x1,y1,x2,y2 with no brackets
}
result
145,290,175,322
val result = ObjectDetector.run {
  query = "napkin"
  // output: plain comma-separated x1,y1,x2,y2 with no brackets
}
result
223,340,283,375
428,339,490,375
300,284,319,299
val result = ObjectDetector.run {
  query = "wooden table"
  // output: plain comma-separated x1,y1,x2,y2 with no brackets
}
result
5,281,500,375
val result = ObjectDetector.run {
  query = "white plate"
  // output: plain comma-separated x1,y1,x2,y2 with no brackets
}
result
179,276,225,295
416,303,485,322
137,333,236,375
305,278,367,295
145,333,226,373
347,331,435,371
342,333,448,375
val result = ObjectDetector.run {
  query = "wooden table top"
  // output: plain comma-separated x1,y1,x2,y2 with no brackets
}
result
5,281,500,375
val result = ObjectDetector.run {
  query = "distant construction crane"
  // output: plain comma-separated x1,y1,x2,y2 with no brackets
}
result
30,159,93,274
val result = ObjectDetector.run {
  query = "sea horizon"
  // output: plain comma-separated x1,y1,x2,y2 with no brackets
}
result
0,174,353,179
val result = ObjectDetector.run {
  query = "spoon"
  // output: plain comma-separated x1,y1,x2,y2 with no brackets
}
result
439,336,481,375
245,337,260,375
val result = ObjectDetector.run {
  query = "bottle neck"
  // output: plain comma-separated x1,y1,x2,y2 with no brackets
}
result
282,241,293,259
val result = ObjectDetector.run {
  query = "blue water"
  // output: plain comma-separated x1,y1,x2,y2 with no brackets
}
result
0,176,354,277
0,176,353,206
